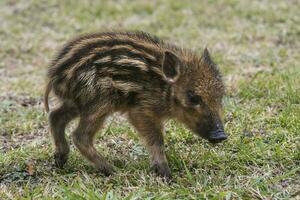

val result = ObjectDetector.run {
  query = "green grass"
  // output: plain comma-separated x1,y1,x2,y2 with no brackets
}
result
0,0,299,199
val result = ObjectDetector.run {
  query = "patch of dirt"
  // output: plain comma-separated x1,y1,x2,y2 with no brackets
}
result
0,128,48,153
0,92,42,108
0,92,47,153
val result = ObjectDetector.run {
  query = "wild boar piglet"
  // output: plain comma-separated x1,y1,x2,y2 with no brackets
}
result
44,31,227,179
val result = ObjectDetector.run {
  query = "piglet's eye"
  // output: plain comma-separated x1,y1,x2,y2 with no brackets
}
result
187,90,203,105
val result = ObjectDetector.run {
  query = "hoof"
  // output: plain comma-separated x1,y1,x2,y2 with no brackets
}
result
54,152,68,168
151,162,172,180
98,164,115,176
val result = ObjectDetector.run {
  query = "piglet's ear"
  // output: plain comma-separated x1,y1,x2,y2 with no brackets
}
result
202,48,213,65
162,50,180,83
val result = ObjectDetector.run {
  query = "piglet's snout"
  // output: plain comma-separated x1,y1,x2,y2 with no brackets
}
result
208,129,227,144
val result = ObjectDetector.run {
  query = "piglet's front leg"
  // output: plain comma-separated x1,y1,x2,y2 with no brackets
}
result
128,109,171,180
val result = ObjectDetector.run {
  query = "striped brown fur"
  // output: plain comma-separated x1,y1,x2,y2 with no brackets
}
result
45,31,226,179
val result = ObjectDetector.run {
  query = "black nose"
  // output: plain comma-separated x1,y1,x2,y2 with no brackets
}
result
208,130,227,144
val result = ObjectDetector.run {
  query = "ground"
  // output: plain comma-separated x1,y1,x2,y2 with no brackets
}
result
0,0,299,199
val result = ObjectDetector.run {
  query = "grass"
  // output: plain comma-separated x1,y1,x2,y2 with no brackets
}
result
0,0,299,199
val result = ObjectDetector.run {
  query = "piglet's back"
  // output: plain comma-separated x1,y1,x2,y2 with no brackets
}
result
47,32,171,108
